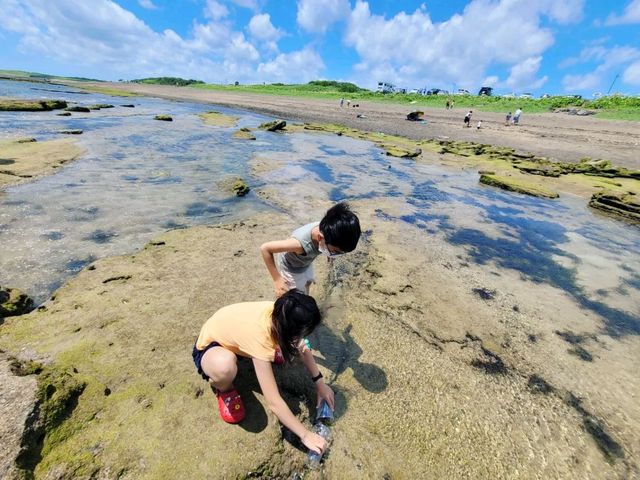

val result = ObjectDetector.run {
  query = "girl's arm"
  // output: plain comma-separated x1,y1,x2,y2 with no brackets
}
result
259,239,305,296
300,345,335,409
253,358,326,454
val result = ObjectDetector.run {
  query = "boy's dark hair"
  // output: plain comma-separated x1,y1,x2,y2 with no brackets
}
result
319,202,361,252
271,290,322,363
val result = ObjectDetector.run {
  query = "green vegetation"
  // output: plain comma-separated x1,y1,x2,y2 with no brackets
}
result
132,76,205,86
0,69,100,82
0,99,67,111
479,174,560,198
191,81,639,121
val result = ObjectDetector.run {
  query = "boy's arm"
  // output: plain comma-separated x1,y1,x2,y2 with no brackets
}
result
260,238,305,296
252,358,326,454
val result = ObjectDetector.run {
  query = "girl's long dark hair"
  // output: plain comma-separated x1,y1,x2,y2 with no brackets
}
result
271,290,322,363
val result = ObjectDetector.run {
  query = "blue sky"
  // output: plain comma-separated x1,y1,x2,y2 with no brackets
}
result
0,0,639,96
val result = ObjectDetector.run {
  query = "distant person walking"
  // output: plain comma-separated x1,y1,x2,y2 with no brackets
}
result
476,120,482,130
513,108,522,125
445,100,450,110
340,98,344,108
464,110,472,128
346,100,351,107
505,112,512,125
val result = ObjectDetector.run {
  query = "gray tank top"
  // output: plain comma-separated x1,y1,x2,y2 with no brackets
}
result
278,222,320,272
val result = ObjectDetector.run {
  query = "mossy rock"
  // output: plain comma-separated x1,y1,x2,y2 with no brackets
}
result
589,191,640,223
0,286,34,318
232,129,256,140
0,99,67,111
383,145,422,158
15,137,37,144
120,104,135,108
258,119,286,131
232,178,251,196
57,129,83,135
479,174,559,199
199,111,239,127
154,114,173,121
56,112,72,116
64,106,91,113
88,104,114,110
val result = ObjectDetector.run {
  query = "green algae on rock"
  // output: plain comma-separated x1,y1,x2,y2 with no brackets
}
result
383,145,422,158
479,174,560,199
258,119,287,131
232,178,250,196
0,286,34,319
232,128,256,140
87,104,114,110
154,114,173,121
64,106,90,113
57,130,83,135
589,191,640,223
199,110,239,127
0,99,67,112
56,112,72,116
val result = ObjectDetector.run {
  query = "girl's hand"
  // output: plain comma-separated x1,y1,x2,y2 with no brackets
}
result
274,277,291,297
302,430,327,455
316,382,335,410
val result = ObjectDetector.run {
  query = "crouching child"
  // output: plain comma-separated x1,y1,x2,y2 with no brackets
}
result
192,290,334,455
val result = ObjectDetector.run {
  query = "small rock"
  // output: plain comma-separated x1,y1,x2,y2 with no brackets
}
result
0,286,34,318
58,129,83,135
56,112,72,116
258,119,286,131
154,114,173,121
64,106,91,113
120,104,135,108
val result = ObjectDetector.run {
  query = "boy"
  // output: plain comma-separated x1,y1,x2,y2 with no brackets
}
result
260,202,361,297
463,110,472,127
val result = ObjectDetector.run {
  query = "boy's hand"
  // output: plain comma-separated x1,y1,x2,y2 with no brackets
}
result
316,382,335,410
274,277,291,297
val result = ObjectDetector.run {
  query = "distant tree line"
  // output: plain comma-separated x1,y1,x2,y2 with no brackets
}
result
307,80,365,93
131,77,205,86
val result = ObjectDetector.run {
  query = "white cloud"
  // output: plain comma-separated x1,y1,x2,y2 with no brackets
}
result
138,0,157,10
605,0,640,25
623,60,640,85
504,57,548,90
230,0,259,11
257,48,324,82
344,0,582,91
204,0,229,20
248,13,284,48
297,0,350,33
562,45,640,92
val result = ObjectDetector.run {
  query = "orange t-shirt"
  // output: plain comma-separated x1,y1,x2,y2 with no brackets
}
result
195,301,277,362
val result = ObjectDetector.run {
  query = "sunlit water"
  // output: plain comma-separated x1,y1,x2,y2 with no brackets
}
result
1,80,639,338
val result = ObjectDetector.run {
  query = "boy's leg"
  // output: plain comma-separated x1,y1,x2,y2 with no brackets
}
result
200,347,238,392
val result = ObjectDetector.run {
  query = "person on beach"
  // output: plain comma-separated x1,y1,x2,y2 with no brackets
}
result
192,290,334,456
505,112,512,125
513,108,522,125
476,120,482,130
260,202,361,297
340,98,344,108
445,100,451,110
464,110,472,127
346,99,351,107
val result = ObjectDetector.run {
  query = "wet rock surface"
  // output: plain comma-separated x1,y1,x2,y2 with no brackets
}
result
258,119,287,131
154,114,172,121
479,173,560,198
0,286,34,319
589,191,640,223
0,98,67,111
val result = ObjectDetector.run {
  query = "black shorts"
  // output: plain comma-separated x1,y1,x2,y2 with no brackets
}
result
192,342,221,381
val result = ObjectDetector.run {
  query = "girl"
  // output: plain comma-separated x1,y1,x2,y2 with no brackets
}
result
192,290,334,455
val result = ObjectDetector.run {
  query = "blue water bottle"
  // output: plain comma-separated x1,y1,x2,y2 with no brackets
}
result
306,422,332,468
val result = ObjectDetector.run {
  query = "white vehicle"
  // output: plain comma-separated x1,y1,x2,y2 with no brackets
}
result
455,89,470,95
409,88,419,94
376,82,396,94
519,93,533,99
502,93,516,98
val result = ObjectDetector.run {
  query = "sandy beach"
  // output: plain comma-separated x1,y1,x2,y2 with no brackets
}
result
68,81,640,169
1,82,639,479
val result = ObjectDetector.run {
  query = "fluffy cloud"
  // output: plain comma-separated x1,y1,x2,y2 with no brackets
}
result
248,13,284,51
623,60,640,85
230,0,259,11
297,0,350,33
257,48,324,82
605,0,640,25
562,45,640,92
204,0,229,20
344,0,584,91
138,0,157,10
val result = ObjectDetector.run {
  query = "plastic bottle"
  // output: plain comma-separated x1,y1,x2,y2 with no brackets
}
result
306,422,332,468
315,399,334,425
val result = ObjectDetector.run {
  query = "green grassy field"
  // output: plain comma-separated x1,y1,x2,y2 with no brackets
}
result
0,69,100,82
190,82,640,121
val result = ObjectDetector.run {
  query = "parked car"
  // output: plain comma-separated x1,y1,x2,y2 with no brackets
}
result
502,93,516,98
408,88,419,94
426,88,441,96
519,93,532,99
540,93,551,99
455,89,470,95
395,88,407,94
436,90,450,95
478,86,493,96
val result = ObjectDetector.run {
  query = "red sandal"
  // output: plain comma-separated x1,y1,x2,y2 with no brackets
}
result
216,388,245,423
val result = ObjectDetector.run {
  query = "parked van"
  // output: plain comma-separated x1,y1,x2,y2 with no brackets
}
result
377,82,396,94
478,86,493,96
